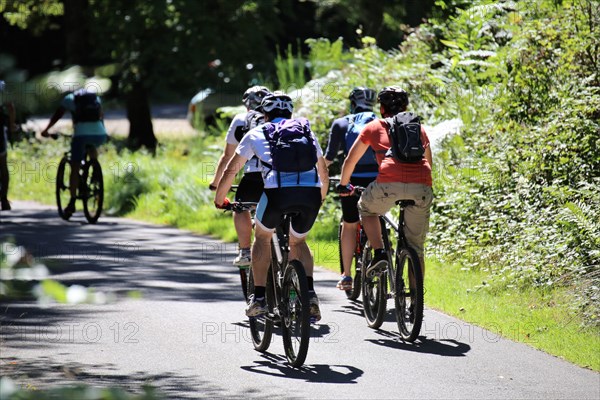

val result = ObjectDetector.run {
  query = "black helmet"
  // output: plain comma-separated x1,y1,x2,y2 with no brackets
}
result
349,87,376,112
259,92,294,113
242,86,271,110
377,86,409,113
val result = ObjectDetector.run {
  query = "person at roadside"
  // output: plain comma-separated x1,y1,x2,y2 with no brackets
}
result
40,88,108,219
210,86,271,266
214,92,329,321
337,86,433,276
324,87,378,291
0,80,16,211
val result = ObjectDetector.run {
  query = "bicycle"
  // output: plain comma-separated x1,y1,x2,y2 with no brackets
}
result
241,206,312,368
54,135,104,223
329,177,364,300
353,186,424,342
221,196,257,301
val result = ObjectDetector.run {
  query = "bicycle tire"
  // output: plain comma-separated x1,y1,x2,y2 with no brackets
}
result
348,226,366,300
361,242,387,329
82,159,104,224
281,259,311,368
394,247,424,342
248,267,273,352
55,155,71,220
239,266,249,301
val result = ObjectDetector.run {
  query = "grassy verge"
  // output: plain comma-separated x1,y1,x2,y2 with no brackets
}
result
6,135,598,372
426,259,600,371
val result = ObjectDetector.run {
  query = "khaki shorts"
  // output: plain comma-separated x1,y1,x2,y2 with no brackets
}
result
358,182,433,258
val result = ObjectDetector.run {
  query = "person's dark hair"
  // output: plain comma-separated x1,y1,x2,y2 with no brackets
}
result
377,86,409,115
259,93,293,120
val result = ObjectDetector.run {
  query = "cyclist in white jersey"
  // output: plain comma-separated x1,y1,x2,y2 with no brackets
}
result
214,93,329,321
210,86,270,265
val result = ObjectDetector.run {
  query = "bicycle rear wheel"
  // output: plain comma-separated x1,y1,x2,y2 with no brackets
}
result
55,155,72,220
239,266,249,301
248,267,273,352
281,260,311,368
82,159,104,224
394,247,424,342
361,243,387,329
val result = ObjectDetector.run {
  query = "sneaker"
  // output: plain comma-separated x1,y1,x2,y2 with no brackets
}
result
233,249,251,266
245,295,267,317
1,199,10,211
366,251,388,275
308,292,322,322
336,275,353,291
63,199,76,220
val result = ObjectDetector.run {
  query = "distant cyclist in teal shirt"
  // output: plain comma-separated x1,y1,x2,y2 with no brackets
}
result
41,89,108,219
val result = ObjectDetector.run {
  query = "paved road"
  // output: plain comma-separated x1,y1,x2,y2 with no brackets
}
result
1,202,598,399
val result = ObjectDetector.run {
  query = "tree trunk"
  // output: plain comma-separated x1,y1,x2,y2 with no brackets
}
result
126,82,157,153
63,0,89,65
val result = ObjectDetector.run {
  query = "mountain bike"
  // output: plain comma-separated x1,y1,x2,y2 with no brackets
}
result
354,187,424,342
222,196,257,301
244,207,312,368
55,144,104,224
329,177,363,300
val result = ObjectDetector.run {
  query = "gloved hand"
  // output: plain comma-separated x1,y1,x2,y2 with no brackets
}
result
335,183,354,196
214,197,231,209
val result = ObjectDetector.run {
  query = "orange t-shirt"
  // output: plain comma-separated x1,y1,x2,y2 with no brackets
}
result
359,119,432,187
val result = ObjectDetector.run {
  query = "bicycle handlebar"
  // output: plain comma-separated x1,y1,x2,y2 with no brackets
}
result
222,201,258,213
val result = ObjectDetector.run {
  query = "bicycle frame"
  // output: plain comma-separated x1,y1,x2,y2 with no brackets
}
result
267,213,291,315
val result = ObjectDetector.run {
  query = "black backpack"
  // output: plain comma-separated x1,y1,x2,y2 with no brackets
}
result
234,110,265,142
73,92,102,123
261,117,318,186
384,112,425,163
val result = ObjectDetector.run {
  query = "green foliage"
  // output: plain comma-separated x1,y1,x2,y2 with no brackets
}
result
274,42,307,91
0,377,161,400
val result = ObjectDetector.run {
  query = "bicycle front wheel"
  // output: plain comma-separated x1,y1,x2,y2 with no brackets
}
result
394,247,424,342
82,159,104,224
361,243,387,329
55,156,72,220
281,260,311,368
248,267,273,352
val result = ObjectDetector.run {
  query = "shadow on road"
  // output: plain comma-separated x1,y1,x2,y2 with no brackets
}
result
365,329,471,357
1,207,243,303
241,352,363,384
0,355,221,399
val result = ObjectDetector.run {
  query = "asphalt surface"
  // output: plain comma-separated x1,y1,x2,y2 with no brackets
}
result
1,202,599,399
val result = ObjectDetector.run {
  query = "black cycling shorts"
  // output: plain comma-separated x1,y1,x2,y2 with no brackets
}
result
235,172,264,203
256,187,322,236
341,176,376,223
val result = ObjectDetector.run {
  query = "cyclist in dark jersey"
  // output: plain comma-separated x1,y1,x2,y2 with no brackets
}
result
324,87,378,291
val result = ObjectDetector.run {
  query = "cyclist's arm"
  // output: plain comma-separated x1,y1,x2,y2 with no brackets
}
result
214,152,248,207
317,156,329,201
209,142,237,190
339,139,369,186
40,106,66,137
425,146,432,170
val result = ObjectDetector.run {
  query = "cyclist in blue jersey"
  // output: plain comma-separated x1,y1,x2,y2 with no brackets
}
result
210,86,271,266
214,93,329,321
0,80,16,211
324,87,378,291
41,88,108,219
